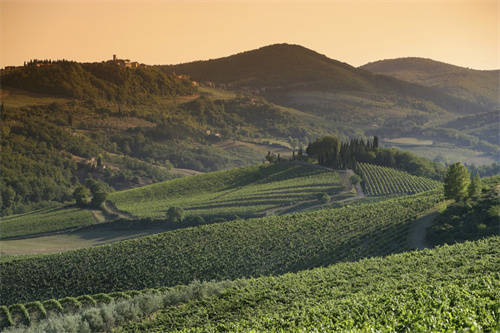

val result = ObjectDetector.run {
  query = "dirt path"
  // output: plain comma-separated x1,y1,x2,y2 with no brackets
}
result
407,207,440,250
102,201,136,220
90,210,106,223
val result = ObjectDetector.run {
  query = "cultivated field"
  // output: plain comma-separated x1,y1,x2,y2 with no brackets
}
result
357,163,442,196
109,163,346,220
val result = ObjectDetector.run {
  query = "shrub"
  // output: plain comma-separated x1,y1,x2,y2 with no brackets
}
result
350,174,361,185
317,192,330,204
166,206,184,223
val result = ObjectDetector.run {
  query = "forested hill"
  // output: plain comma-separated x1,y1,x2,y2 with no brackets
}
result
360,57,499,109
1,61,195,103
162,43,489,116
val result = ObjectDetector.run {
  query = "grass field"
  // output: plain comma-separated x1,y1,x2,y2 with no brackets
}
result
0,207,96,239
109,163,345,219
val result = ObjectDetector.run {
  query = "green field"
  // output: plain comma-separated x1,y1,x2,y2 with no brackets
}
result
0,207,95,239
0,190,442,305
357,163,442,196
109,163,345,219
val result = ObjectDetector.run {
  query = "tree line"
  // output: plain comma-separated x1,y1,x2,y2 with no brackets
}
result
305,135,443,180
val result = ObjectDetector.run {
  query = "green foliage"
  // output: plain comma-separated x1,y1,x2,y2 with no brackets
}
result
349,174,361,185
166,207,184,223
110,164,344,220
73,186,90,207
0,190,442,305
0,207,95,239
468,174,482,198
1,61,195,103
428,181,499,246
2,280,241,332
357,163,441,196
444,162,470,201
7,304,30,326
0,305,14,329
317,192,330,204
41,300,63,314
118,237,500,332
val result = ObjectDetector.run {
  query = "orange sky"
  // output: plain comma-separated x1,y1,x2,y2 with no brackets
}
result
0,0,498,69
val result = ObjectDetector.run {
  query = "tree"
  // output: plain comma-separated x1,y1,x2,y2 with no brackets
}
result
350,174,361,185
73,186,90,207
444,162,470,201
166,206,184,223
468,174,482,198
90,189,107,208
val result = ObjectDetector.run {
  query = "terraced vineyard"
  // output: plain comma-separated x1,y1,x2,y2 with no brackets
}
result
0,190,442,305
357,162,441,196
109,163,344,220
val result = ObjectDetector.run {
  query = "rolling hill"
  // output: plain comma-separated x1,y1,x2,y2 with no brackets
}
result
361,57,500,109
164,44,489,121
0,189,442,305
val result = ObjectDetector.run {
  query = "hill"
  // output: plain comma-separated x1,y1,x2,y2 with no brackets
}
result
361,57,500,109
1,61,195,103
0,163,349,241
109,163,347,220
117,236,499,332
357,163,442,196
0,190,442,305
164,44,489,121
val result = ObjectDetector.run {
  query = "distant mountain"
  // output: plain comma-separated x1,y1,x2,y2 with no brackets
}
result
164,44,489,122
361,57,499,108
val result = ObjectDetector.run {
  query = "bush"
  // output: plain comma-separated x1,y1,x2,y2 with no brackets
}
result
317,192,330,204
166,206,184,223
350,174,361,185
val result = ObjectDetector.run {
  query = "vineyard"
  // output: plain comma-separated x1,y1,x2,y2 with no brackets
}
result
116,236,499,332
4,236,497,332
357,162,442,196
0,190,442,305
0,207,95,239
109,163,344,219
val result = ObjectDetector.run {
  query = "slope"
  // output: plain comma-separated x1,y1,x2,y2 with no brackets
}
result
109,163,346,220
117,236,499,332
0,190,442,305
164,44,489,123
361,57,500,108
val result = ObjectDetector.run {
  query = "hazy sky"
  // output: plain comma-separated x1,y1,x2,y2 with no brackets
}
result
1,0,498,69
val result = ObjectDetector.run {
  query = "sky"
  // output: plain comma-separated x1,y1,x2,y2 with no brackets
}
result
0,0,498,70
